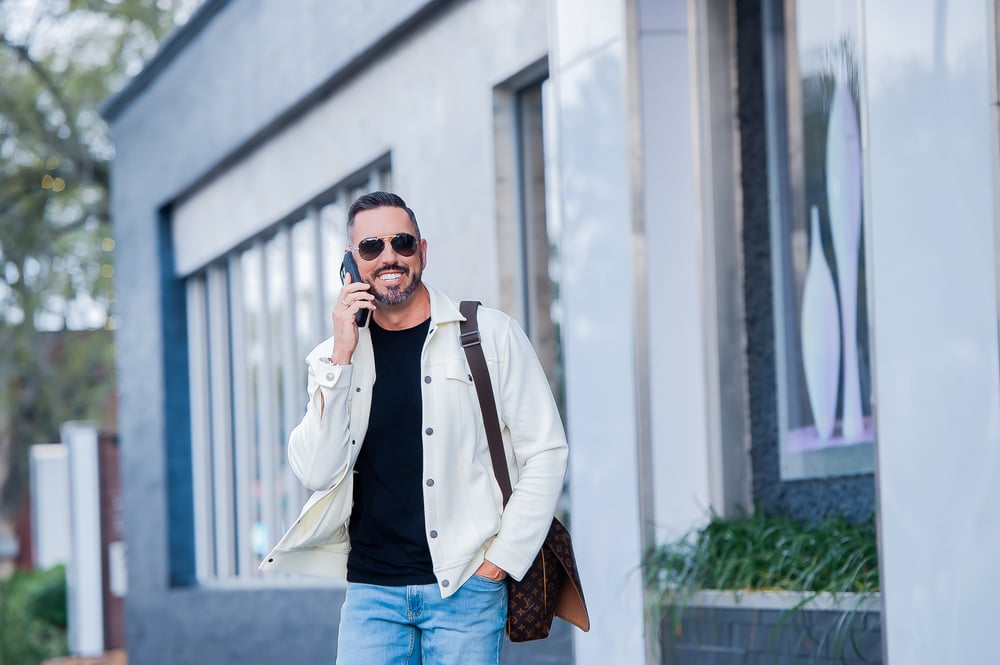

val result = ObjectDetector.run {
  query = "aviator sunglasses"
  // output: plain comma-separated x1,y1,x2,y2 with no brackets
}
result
349,232,419,261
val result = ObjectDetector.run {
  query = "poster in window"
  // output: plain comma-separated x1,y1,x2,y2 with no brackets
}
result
770,0,874,480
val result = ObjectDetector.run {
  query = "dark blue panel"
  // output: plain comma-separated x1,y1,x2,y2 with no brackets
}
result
159,206,196,586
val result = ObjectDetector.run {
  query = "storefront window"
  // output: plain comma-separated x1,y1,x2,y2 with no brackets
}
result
184,162,391,580
765,0,874,479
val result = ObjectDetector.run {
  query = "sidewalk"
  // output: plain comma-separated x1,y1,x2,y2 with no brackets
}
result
42,650,126,665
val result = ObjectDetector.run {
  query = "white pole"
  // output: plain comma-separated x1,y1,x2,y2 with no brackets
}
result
29,444,71,569
63,421,104,658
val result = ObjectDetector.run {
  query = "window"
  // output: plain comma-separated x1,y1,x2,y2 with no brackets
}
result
764,0,874,480
493,64,566,418
186,163,391,580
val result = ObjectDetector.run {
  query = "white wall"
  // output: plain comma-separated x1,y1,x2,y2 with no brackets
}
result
172,0,549,309
862,1,1000,662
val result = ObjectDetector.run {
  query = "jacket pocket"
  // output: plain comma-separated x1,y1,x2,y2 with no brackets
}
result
442,357,474,385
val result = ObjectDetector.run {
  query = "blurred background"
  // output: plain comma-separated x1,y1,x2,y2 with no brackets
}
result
0,2,200,662
1,1,999,664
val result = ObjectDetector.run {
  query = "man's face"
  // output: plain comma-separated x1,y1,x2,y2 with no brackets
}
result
349,206,427,307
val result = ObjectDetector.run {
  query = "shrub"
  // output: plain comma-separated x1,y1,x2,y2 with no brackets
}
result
644,510,880,597
0,566,69,665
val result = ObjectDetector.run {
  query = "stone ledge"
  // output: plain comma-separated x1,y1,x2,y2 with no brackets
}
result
683,589,881,613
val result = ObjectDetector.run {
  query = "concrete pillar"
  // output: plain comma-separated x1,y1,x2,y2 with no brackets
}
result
64,421,104,658
862,1,1000,662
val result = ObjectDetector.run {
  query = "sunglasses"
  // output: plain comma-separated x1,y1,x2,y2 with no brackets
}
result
350,233,419,261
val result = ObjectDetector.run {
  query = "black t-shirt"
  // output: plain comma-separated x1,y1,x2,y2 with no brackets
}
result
346,316,436,585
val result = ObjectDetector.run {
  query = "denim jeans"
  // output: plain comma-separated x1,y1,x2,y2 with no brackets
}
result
335,576,508,665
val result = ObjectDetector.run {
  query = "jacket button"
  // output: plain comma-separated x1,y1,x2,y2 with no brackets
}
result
425,427,434,435
424,376,432,384
426,479,435,487
441,580,449,588
351,440,356,446
429,530,438,538
326,373,335,381
356,387,361,392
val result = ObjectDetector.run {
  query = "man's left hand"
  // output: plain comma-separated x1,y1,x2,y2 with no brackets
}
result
475,559,507,581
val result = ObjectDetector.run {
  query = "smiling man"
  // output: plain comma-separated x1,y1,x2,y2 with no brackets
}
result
262,192,569,665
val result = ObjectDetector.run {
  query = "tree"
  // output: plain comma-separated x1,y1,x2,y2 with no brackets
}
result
0,0,200,528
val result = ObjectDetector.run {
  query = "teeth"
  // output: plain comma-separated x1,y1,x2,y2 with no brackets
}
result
379,273,402,283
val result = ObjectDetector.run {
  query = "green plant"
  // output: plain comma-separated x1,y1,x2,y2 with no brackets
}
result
643,511,880,663
645,510,879,595
0,566,69,665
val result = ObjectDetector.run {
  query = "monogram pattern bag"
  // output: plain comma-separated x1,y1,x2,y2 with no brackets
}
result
459,301,590,642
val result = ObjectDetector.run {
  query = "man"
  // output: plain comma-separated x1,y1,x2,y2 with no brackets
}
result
260,191,569,665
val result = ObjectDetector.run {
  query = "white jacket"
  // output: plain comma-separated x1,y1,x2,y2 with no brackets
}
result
259,284,568,597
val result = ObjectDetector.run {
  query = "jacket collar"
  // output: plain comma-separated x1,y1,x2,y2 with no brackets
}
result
425,283,466,325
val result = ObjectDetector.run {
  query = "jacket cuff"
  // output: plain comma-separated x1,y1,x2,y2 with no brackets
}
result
312,357,352,389
484,539,533,582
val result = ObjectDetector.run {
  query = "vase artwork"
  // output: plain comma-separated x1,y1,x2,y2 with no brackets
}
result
800,206,841,442
825,62,864,442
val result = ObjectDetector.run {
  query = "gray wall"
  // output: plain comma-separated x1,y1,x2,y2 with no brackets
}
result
661,606,882,665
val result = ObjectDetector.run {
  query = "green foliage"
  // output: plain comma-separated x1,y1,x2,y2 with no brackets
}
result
22,564,68,628
0,0,200,520
644,510,879,597
0,566,69,665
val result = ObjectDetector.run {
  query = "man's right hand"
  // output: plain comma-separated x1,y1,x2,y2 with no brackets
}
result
331,274,375,363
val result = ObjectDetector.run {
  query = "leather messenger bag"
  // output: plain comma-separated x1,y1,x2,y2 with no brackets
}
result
459,301,590,642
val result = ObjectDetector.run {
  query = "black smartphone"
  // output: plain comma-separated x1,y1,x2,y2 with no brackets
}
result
340,251,370,327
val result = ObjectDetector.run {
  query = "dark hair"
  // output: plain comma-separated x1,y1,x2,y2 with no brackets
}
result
346,191,420,239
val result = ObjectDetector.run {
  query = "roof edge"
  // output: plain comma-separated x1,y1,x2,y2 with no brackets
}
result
100,0,233,122
147,0,456,208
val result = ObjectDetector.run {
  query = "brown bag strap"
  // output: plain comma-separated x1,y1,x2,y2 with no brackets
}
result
459,300,513,505
461,301,591,634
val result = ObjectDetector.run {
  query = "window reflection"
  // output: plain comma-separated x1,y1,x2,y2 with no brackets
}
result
239,245,267,563
320,199,348,323
291,215,322,373
265,232,292,537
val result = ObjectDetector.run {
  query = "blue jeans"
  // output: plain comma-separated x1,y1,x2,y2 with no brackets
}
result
335,576,508,665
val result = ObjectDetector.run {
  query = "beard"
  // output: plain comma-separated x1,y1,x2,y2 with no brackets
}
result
368,262,423,306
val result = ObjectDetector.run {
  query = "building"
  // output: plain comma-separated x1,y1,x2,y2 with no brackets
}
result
103,1,1000,664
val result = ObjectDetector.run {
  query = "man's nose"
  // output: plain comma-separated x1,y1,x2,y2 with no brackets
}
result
381,242,403,262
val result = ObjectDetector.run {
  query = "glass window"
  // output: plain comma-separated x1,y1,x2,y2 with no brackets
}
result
291,214,323,370
184,161,390,579
320,199,348,322
238,244,268,566
766,0,874,480
493,72,566,418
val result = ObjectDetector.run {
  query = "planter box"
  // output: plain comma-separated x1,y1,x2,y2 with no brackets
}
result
660,591,882,665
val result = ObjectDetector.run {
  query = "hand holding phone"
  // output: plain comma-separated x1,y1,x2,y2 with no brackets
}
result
340,251,371,328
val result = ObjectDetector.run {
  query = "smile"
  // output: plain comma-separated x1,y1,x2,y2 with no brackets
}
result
377,271,405,284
